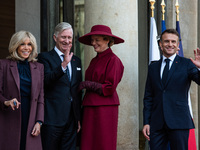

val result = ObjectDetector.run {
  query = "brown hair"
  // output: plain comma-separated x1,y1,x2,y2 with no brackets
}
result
160,29,180,42
102,35,114,47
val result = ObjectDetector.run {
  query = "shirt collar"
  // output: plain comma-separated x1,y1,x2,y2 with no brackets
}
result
54,46,64,57
162,53,177,63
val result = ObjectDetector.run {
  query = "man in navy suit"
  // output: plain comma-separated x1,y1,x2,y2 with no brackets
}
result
38,22,82,150
142,29,200,150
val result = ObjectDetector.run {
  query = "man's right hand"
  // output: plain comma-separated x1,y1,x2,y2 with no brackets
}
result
142,124,150,141
61,45,73,68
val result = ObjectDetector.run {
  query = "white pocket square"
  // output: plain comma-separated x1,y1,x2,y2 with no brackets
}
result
77,67,81,70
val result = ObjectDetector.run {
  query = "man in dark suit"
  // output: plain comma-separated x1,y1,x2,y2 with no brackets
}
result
38,22,82,150
142,29,200,150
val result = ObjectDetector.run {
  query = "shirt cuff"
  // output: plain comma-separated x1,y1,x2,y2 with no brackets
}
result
61,65,67,73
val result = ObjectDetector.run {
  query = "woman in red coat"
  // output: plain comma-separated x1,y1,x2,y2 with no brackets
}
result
0,31,44,150
79,25,124,150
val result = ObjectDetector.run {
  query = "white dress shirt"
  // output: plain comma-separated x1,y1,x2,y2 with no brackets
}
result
160,53,176,78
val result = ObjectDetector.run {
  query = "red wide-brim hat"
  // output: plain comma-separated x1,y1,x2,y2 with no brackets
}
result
78,25,124,46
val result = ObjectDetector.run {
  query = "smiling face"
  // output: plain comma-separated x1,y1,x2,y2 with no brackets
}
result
91,35,109,53
17,38,33,59
159,33,179,58
53,29,73,53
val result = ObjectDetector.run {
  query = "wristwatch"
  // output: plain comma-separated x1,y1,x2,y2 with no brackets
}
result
37,121,43,126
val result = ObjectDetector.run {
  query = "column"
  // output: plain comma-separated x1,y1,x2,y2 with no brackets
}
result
84,0,139,149
16,0,41,51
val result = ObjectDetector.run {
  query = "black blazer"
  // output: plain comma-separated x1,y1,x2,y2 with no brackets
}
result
143,55,200,130
38,49,82,126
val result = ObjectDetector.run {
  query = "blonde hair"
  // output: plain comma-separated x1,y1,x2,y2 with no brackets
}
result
7,30,38,62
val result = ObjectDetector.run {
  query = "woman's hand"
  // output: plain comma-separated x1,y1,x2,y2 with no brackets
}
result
31,122,41,136
77,121,81,133
78,81,103,95
4,98,21,110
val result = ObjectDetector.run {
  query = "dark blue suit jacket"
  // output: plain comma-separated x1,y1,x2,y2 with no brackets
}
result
38,49,82,127
143,55,200,130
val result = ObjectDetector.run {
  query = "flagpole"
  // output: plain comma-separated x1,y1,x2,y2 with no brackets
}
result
149,0,160,63
175,0,179,21
161,0,166,21
149,0,156,18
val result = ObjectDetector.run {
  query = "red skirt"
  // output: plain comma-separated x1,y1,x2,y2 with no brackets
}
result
80,105,118,150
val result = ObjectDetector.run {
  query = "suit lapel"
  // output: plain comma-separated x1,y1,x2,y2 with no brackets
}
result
50,49,62,66
157,59,163,88
10,61,20,91
30,62,37,100
70,57,77,86
151,58,163,88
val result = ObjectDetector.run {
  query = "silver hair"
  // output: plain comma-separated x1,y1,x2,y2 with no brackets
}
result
54,22,73,37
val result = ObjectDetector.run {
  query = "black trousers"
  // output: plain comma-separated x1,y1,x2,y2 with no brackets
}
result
150,124,189,150
41,110,77,150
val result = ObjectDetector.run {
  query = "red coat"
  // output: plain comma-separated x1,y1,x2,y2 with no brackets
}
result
81,48,124,150
82,48,124,106
0,59,44,150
